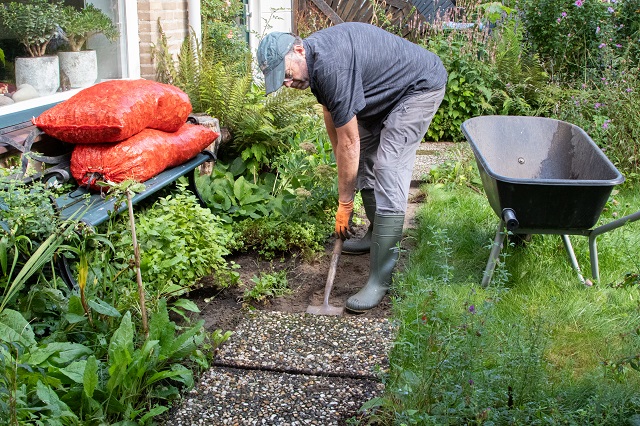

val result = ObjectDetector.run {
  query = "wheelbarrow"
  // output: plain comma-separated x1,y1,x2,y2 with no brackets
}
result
461,115,640,286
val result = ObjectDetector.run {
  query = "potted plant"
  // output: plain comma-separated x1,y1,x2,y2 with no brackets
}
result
0,0,62,97
58,4,119,88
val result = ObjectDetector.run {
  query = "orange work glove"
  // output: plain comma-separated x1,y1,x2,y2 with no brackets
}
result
335,200,354,240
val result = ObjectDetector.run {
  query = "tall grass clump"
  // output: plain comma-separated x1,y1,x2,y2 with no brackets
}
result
367,152,640,424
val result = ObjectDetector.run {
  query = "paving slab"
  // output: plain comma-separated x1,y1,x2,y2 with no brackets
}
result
164,367,384,426
214,311,395,379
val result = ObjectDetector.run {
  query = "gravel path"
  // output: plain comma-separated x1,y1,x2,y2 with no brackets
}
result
164,312,395,425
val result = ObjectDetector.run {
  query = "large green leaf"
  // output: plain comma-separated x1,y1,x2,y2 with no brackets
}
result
83,355,99,398
36,380,78,422
107,311,134,391
59,359,87,383
0,308,36,347
29,342,92,365
88,298,122,318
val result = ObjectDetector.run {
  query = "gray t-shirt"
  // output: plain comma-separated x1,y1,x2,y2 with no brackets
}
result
303,22,447,128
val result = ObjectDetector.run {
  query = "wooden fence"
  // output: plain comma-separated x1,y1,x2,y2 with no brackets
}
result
293,0,456,36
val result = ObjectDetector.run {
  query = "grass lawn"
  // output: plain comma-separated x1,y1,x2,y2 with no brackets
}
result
373,158,640,425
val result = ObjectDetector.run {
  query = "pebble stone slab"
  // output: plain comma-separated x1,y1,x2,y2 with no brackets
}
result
164,366,384,426
214,311,395,378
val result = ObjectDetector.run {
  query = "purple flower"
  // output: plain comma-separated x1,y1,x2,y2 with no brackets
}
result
626,88,633,93
615,44,622,48
596,26,600,34
469,379,475,386
599,43,607,48
608,7,614,13
468,305,476,314
562,11,567,17
575,0,583,6
557,17,562,23
595,103,602,108
602,120,611,130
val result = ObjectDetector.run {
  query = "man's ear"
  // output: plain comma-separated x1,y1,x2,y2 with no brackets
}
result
293,44,306,58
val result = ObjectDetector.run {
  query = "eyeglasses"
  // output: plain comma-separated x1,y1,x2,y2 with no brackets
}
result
283,58,294,83
284,66,293,83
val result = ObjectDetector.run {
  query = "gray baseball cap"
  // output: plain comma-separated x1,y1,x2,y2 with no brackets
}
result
257,32,295,95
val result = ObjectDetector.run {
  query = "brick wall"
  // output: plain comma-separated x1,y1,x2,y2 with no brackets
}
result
137,0,190,80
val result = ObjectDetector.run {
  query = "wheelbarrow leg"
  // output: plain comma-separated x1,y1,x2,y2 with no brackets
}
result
561,235,585,284
587,209,640,284
482,221,507,287
588,235,600,284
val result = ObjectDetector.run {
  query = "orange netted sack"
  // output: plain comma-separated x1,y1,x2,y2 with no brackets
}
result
33,79,192,144
70,123,219,191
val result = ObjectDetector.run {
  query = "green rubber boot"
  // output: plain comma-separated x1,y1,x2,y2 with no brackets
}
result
342,189,376,255
346,213,404,312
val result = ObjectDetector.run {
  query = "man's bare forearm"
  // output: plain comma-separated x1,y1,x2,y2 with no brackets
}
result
323,108,359,203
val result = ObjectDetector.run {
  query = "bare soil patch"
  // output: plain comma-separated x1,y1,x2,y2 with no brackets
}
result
186,187,426,332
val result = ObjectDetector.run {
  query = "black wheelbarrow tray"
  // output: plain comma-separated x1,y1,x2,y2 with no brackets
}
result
461,115,640,286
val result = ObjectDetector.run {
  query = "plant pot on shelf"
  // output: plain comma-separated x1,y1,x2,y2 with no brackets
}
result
58,50,98,88
15,56,60,97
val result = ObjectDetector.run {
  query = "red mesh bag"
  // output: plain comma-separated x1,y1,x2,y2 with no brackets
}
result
70,123,219,191
33,80,192,144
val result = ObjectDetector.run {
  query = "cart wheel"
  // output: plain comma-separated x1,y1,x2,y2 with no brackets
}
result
188,167,208,208
55,253,78,292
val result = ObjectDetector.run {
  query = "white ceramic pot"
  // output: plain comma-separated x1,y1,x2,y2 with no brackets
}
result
58,50,98,88
15,56,60,96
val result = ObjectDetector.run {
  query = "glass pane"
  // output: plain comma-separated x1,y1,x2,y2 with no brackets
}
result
0,0,127,120
86,0,123,80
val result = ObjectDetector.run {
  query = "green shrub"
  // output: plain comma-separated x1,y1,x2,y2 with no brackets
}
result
200,0,248,66
107,186,237,307
196,159,275,226
424,29,494,141
517,0,634,82
0,179,60,246
488,20,549,115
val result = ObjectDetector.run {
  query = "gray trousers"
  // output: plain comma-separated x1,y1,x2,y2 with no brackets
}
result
356,86,446,214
